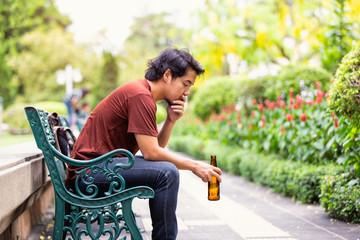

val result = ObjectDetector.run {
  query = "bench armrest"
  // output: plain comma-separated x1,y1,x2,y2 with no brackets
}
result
51,144,136,198
50,144,134,169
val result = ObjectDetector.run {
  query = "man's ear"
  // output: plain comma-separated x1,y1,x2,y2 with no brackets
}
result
163,69,172,82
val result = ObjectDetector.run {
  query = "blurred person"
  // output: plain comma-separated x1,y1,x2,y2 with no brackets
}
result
75,102,91,131
67,48,222,240
62,87,89,126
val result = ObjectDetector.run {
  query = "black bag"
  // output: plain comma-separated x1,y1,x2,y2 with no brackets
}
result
53,126,76,157
48,112,76,157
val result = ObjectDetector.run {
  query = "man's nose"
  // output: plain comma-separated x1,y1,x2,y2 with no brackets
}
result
184,90,190,96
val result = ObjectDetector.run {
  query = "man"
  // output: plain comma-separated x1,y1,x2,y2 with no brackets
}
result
68,48,222,240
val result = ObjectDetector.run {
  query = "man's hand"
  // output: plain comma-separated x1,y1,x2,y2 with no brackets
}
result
192,160,222,183
167,95,186,122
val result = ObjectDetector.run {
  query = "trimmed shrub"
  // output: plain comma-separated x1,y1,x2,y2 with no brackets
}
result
202,141,236,170
168,135,206,160
169,134,344,204
265,64,332,101
190,76,241,120
328,41,360,128
320,171,360,223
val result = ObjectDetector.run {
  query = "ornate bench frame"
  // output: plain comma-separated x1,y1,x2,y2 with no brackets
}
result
25,106,154,240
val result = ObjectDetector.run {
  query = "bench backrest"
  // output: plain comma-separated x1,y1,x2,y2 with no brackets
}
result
25,106,68,182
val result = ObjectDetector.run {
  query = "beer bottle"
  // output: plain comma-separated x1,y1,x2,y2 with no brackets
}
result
208,155,220,201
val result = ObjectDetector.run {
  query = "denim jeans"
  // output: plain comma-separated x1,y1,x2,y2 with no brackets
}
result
80,156,180,240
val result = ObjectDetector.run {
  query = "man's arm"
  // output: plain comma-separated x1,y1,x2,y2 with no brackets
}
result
135,133,222,183
157,96,186,148
157,116,175,148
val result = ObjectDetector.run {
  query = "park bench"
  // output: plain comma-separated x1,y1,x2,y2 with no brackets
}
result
24,106,154,240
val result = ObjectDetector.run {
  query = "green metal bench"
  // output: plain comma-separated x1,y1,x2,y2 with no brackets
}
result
24,106,154,240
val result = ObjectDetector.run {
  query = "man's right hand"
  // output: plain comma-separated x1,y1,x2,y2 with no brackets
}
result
191,160,222,183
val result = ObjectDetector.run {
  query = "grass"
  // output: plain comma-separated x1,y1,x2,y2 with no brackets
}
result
0,132,34,148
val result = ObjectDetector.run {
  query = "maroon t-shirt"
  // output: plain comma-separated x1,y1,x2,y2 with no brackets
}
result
67,79,158,182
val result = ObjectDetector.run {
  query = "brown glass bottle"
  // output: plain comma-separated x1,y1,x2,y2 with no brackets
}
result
208,155,220,201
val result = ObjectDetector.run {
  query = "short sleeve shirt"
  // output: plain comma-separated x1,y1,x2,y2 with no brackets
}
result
70,79,158,160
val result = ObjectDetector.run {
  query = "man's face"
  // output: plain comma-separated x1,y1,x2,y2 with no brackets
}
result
165,68,197,105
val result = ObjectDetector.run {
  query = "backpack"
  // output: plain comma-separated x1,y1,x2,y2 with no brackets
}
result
53,126,76,157
48,112,77,157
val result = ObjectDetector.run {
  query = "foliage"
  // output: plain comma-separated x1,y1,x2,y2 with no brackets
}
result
190,0,360,81
119,12,188,85
319,0,358,73
0,0,70,108
328,42,360,174
168,135,207,161
190,76,242,120
264,64,333,101
0,52,14,108
10,28,100,104
321,171,360,223
4,101,66,133
328,41,360,127
156,102,167,124
91,52,119,106
194,83,354,166
168,134,343,204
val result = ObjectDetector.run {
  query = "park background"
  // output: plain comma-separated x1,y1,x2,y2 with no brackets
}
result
1,0,360,223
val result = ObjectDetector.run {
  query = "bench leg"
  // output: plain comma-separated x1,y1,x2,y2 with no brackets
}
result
122,199,143,240
53,195,66,240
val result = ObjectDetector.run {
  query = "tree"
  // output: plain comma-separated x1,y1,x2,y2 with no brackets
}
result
0,0,70,107
11,27,100,103
92,51,119,106
318,0,359,73
188,0,360,85
119,12,188,84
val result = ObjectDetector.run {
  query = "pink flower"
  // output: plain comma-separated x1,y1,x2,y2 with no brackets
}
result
280,126,287,134
300,113,307,122
261,115,266,128
258,103,264,113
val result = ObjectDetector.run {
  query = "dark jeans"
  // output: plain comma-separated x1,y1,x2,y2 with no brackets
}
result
80,156,180,240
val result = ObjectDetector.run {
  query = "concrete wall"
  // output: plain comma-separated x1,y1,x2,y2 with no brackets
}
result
0,141,54,240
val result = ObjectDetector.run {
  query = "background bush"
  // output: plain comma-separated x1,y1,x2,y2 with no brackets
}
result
156,102,167,124
264,64,333,101
168,134,344,204
328,41,360,127
191,76,242,120
4,101,67,133
321,171,360,223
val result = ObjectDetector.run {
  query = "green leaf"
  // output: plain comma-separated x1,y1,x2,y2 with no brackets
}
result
326,136,336,150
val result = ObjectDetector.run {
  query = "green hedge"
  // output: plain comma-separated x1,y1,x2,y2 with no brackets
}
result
190,76,242,120
321,171,360,223
169,134,360,222
168,135,207,160
189,65,332,121
168,135,344,205
328,41,360,128
226,148,341,203
264,64,333,101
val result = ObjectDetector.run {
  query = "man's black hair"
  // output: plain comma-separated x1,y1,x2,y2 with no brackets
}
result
145,48,205,81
